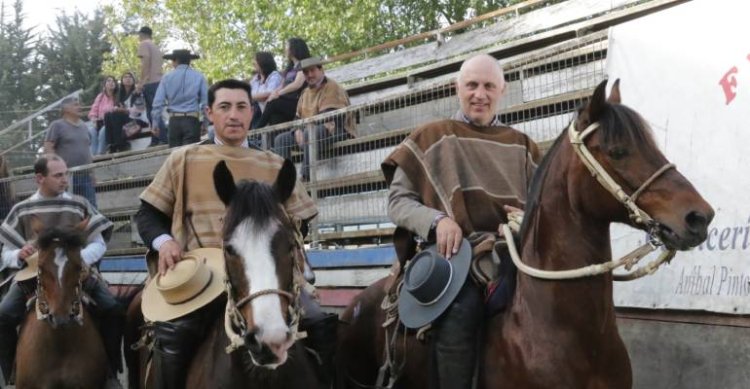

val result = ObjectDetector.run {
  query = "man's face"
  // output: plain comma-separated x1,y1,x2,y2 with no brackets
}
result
208,88,252,146
36,159,68,197
62,100,81,117
456,59,506,126
302,66,324,86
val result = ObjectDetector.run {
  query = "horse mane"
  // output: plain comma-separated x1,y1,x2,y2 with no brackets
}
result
36,227,86,251
222,180,284,237
520,102,657,239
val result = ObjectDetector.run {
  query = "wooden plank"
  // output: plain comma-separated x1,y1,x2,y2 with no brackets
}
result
308,245,394,269
316,190,389,225
318,228,396,242
102,272,147,286
328,0,641,85
315,267,390,288
308,170,384,193
326,0,548,64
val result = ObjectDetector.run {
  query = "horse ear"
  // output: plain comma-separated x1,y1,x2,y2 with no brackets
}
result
273,159,297,203
608,79,622,104
213,161,236,206
578,79,609,128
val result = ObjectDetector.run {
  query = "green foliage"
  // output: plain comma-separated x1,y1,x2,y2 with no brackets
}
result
104,0,528,81
0,0,38,128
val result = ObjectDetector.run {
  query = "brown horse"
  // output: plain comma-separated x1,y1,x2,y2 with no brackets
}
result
15,220,108,388
336,80,714,388
127,159,320,388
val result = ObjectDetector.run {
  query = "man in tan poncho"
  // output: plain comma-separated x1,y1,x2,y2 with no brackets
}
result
382,55,541,389
136,79,334,388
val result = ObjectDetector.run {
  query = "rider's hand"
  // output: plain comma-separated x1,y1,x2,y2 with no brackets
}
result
158,240,182,276
18,244,36,262
436,217,463,260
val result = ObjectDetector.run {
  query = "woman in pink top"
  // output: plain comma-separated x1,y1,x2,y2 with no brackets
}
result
88,76,117,155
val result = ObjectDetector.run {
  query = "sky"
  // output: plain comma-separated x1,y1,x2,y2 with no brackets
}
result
21,0,108,32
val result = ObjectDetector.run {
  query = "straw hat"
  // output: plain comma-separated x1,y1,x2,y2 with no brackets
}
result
141,248,226,322
14,252,39,282
398,239,471,329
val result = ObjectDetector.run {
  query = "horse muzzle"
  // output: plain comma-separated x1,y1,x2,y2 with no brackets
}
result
243,330,292,368
655,207,714,251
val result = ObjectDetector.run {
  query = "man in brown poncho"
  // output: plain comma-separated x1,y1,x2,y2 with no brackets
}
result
382,55,541,389
136,79,336,388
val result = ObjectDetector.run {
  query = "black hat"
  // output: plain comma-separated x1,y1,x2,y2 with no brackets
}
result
398,239,471,329
138,26,153,36
163,49,200,61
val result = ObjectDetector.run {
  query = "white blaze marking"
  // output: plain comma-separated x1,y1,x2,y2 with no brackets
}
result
229,220,289,348
54,247,67,287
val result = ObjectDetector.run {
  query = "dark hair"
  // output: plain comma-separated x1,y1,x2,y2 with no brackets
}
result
286,37,310,72
34,154,64,176
208,79,252,108
118,72,136,103
101,76,116,97
138,26,153,37
254,52,278,78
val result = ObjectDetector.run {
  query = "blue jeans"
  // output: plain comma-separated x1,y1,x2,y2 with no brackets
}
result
89,126,107,155
71,171,97,208
273,124,349,180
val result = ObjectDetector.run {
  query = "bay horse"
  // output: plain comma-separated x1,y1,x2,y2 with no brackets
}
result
15,219,108,388
128,159,320,388
336,79,714,388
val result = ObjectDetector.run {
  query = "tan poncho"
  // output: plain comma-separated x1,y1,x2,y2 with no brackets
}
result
140,144,318,251
383,119,540,236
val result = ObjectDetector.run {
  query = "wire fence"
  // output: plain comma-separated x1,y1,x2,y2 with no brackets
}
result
0,31,608,253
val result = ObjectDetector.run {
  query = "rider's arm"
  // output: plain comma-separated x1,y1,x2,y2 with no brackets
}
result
1,245,22,269
387,167,443,240
135,200,173,250
80,233,106,266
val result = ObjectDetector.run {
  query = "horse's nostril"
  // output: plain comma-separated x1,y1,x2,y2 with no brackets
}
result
685,211,708,233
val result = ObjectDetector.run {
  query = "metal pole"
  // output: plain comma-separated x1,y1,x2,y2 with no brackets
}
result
307,123,320,246
27,121,32,140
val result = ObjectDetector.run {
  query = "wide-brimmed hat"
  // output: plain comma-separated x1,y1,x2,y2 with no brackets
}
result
14,253,39,282
163,49,200,61
299,56,325,70
398,239,471,329
142,248,226,322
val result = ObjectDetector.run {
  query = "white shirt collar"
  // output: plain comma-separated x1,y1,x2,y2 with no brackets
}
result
214,135,249,148
31,190,72,200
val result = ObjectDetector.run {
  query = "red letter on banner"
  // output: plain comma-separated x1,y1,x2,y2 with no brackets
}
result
719,66,739,105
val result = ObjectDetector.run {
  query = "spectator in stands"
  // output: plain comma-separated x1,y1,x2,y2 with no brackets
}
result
43,97,98,207
136,26,168,147
135,79,335,388
88,75,117,156
273,57,355,181
152,49,209,148
381,54,540,389
0,154,122,386
250,51,283,129
104,71,149,153
256,37,311,128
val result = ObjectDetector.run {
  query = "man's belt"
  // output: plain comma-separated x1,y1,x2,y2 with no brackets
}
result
169,111,200,118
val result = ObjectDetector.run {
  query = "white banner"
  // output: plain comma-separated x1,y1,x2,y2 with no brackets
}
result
607,0,750,313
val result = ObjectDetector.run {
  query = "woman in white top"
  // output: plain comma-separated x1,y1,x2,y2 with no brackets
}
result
250,51,283,129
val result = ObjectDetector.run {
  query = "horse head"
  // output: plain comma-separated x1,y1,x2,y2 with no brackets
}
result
33,217,88,328
562,79,714,250
214,159,301,369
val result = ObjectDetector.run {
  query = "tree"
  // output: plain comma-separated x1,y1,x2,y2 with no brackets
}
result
36,9,111,105
0,0,38,129
104,0,529,81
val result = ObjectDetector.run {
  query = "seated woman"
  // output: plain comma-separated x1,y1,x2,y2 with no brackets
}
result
88,76,117,155
250,51,283,130
103,72,148,153
255,37,310,128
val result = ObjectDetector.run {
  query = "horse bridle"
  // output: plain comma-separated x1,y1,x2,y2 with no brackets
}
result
35,240,85,326
501,120,678,281
223,222,306,356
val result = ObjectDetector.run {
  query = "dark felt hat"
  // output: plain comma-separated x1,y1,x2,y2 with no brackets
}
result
137,26,152,35
164,49,200,61
398,239,471,329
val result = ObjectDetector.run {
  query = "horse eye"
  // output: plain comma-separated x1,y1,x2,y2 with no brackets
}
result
225,244,238,257
607,147,629,160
